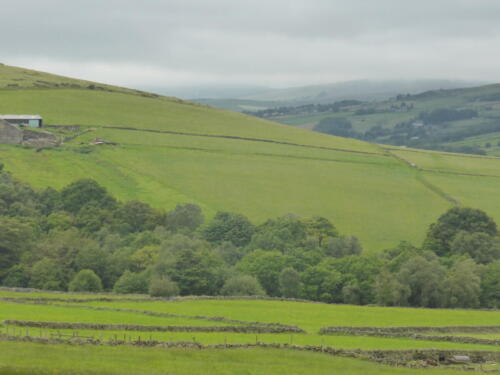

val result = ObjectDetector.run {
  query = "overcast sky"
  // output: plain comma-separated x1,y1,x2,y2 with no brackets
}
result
2,0,500,89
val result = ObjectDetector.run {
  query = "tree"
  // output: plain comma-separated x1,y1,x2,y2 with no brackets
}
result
117,200,160,233
29,258,66,291
326,255,381,304
300,264,343,303
279,267,301,298
480,261,500,308
203,212,255,247
248,215,308,252
220,274,265,296
130,245,160,272
148,276,179,297
237,250,289,296
423,207,497,256
113,270,149,294
74,245,111,288
374,270,409,306
166,249,224,296
304,217,337,247
68,269,103,292
314,117,360,138
0,217,34,278
450,231,500,264
397,255,447,307
444,259,480,308
2,265,30,288
215,241,245,266
60,179,116,214
164,204,204,233
324,236,362,258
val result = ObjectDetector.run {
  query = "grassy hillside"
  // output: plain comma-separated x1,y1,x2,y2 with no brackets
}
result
2,64,500,251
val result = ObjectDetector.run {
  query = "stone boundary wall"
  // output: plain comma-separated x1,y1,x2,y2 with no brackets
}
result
4,320,305,334
0,298,305,333
319,325,500,335
319,326,500,345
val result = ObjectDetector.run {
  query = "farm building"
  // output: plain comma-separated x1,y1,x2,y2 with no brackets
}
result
0,119,23,144
0,115,43,128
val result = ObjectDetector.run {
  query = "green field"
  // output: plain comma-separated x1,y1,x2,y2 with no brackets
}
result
1,290,500,373
0,342,482,375
2,64,500,252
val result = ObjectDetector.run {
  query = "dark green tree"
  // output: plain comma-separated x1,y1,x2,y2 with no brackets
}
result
480,261,500,308
203,212,255,247
60,179,117,214
279,267,301,298
450,231,500,264
444,259,480,308
113,270,149,294
164,203,204,233
324,236,362,258
423,207,497,256
397,255,447,307
237,250,289,296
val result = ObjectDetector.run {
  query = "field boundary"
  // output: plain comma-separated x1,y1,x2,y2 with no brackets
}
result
320,326,500,346
0,298,304,332
1,334,499,370
101,125,385,156
4,320,305,334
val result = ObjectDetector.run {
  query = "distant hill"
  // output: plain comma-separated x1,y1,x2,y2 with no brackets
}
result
250,82,500,156
3,64,500,252
194,79,486,111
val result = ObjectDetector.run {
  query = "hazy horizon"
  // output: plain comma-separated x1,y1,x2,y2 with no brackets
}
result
2,1,500,89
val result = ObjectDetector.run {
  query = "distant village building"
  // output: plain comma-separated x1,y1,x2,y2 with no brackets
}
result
0,115,43,128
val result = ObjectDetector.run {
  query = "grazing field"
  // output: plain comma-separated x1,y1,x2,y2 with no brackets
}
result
0,342,481,375
1,290,500,373
82,299,500,333
2,65,500,251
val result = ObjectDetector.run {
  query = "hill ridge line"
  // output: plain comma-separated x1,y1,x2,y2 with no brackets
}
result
101,126,385,157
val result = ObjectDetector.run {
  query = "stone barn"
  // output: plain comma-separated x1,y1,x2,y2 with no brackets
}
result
0,119,22,144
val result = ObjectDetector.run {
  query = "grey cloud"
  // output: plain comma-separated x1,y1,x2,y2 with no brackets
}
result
1,0,500,86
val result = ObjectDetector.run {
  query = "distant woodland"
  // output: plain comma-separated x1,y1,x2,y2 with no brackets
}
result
1,163,499,308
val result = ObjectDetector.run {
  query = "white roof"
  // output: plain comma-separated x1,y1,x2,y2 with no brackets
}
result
0,114,42,120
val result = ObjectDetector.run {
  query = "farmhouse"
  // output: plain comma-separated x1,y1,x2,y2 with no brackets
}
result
0,114,43,128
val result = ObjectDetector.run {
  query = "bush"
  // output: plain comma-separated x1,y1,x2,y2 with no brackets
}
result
113,270,149,294
220,274,266,296
148,276,179,297
68,269,103,292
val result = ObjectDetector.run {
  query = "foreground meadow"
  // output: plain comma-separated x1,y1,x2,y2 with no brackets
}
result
0,342,481,375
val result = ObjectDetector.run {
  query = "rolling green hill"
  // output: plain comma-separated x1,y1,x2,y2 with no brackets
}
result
251,83,500,156
2,64,500,251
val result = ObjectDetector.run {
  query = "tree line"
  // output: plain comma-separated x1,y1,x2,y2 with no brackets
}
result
0,163,499,308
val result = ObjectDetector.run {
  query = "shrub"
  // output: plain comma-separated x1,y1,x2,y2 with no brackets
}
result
68,269,103,292
113,270,149,294
221,274,266,296
148,276,179,297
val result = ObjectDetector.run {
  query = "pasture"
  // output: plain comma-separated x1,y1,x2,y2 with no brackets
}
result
1,290,500,373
